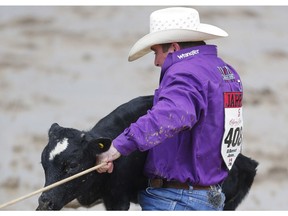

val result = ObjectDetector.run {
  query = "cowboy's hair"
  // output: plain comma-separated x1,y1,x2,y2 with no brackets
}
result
161,41,206,52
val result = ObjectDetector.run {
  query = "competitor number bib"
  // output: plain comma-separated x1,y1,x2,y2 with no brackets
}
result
221,92,243,170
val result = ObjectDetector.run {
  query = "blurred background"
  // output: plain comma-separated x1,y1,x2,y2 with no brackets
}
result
0,6,287,210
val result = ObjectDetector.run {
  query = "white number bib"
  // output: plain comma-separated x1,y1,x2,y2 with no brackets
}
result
221,92,243,170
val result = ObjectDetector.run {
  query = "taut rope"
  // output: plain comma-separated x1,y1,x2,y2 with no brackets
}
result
0,162,107,209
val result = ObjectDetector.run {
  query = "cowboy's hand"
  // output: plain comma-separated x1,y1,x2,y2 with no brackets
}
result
96,143,121,173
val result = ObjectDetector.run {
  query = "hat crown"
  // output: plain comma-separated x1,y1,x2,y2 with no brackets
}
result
150,7,200,33
128,7,228,62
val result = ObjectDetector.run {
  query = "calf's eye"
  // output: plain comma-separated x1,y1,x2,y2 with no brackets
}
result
64,162,79,173
69,162,78,169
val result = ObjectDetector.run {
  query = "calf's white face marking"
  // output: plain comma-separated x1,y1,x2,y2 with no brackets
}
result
49,138,69,161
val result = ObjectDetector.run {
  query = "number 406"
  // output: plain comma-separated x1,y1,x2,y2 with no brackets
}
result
224,127,242,148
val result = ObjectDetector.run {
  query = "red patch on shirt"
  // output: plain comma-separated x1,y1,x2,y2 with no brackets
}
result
224,92,242,108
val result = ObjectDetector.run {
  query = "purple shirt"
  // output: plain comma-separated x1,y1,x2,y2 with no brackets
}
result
113,45,243,186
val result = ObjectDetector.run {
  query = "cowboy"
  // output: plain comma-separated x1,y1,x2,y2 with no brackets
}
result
96,7,244,211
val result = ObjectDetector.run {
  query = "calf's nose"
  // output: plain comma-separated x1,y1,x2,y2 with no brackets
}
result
36,195,54,210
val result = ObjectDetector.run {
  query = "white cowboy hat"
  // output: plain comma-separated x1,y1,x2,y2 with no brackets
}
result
128,7,228,62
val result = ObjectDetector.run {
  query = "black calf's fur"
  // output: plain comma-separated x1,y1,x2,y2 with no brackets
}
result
37,95,258,210
222,153,258,210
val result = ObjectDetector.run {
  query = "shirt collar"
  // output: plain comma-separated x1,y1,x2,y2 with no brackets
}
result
160,45,217,82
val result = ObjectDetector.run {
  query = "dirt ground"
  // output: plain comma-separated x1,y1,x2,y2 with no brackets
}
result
0,6,288,211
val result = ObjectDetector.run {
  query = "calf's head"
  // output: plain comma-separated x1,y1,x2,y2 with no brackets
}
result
37,123,110,210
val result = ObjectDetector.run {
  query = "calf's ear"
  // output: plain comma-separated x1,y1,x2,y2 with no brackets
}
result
49,123,60,135
87,137,112,153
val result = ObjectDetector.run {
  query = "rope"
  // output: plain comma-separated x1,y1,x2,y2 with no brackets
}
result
0,162,107,210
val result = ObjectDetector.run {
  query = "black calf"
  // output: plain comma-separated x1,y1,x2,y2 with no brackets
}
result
37,95,258,210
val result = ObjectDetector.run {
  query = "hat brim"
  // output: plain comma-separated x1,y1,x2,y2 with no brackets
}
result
128,23,228,62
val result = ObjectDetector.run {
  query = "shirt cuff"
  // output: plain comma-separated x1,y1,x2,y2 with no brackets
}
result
113,128,138,156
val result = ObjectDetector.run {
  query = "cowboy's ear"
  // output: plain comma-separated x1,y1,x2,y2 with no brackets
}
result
171,42,181,52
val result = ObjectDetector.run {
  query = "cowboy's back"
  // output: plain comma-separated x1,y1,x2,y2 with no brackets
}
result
114,45,242,185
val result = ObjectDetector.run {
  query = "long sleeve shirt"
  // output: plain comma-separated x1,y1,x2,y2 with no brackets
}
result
113,45,243,186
